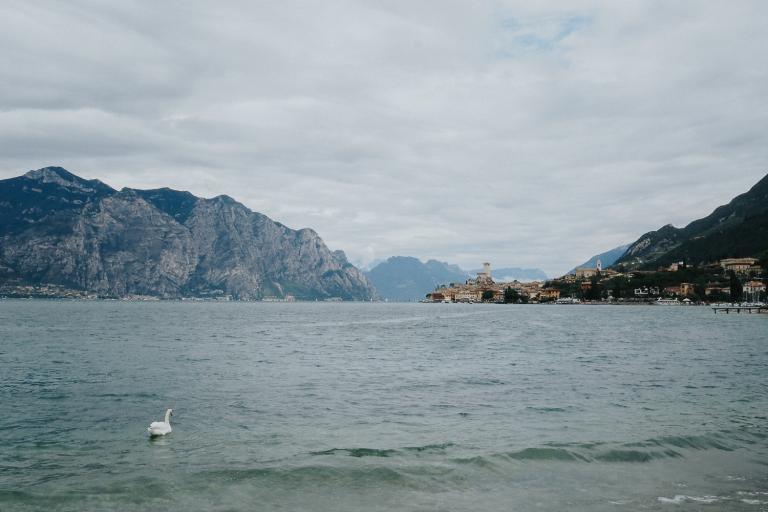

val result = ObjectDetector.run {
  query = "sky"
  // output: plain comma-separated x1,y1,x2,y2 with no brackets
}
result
1,1,766,277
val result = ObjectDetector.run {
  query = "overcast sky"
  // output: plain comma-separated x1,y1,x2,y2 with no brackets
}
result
1,1,766,276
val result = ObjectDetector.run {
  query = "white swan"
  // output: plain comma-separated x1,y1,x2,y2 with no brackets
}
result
147,408,173,436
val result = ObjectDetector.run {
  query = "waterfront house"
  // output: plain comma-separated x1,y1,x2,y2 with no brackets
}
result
663,283,696,297
540,288,561,300
744,280,766,302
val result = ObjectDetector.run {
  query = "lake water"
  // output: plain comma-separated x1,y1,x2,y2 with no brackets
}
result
1,301,767,511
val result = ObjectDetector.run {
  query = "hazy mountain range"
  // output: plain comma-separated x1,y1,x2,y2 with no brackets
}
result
0,167,375,300
364,257,467,302
616,173,768,269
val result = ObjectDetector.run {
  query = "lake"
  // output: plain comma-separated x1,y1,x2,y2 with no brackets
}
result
1,301,766,511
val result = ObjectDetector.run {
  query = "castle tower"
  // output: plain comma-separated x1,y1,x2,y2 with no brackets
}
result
483,262,492,278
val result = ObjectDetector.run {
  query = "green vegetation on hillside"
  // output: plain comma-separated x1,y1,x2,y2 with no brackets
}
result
616,173,768,270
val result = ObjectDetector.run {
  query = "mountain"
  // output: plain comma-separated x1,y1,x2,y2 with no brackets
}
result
365,257,468,301
615,173,768,269
0,167,375,300
468,266,547,282
568,244,630,274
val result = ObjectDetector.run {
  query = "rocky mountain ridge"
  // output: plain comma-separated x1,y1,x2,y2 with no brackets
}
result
0,167,375,300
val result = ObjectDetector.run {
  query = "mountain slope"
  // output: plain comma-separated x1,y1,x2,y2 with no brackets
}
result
365,257,468,301
0,167,374,300
616,173,768,268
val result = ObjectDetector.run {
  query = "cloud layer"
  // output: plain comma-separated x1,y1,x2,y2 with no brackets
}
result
1,1,766,275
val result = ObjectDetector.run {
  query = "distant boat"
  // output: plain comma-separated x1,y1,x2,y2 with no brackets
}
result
655,298,681,305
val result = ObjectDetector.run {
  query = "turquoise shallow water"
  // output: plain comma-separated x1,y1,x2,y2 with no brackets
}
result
1,301,767,511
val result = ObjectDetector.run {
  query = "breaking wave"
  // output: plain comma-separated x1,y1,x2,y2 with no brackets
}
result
309,431,754,467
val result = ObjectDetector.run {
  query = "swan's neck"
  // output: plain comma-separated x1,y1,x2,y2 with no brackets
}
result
164,409,172,424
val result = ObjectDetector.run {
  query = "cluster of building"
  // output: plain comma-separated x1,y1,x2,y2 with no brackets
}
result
560,256,765,301
678,258,765,300
425,263,551,303
703,279,765,299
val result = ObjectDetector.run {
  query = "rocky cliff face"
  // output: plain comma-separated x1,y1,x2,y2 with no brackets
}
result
0,167,375,300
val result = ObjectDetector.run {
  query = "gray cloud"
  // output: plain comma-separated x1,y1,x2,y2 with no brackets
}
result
1,0,766,276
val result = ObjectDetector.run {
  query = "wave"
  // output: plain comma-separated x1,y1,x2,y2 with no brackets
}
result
454,447,681,465
657,495,722,504
311,443,454,458
312,448,397,458
593,449,682,463
525,406,569,413
504,447,589,462
304,442,692,471
624,433,733,451
305,430,757,469
455,432,745,465
93,392,159,399
195,464,413,488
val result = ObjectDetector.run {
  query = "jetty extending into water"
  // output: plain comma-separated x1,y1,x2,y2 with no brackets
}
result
711,304,767,314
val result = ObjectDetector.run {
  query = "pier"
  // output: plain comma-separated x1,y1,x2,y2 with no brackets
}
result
712,305,767,314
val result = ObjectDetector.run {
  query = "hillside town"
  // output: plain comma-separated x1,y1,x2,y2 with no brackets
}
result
425,263,547,303
424,258,766,305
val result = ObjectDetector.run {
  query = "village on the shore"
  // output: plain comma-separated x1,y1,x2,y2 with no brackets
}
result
424,258,766,306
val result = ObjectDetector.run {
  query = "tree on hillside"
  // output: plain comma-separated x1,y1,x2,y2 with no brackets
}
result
694,283,706,301
610,276,630,299
482,290,495,302
729,270,743,302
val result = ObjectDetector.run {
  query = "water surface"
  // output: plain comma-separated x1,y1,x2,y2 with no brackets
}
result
1,302,767,510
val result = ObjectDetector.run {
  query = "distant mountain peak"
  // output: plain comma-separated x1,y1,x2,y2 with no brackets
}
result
24,166,114,194
212,194,237,204
24,166,74,180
